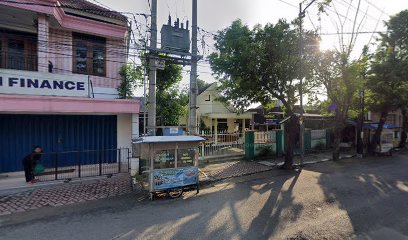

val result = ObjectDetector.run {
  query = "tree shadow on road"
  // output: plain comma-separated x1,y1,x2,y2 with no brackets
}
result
168,171,303,240
311,155,408,239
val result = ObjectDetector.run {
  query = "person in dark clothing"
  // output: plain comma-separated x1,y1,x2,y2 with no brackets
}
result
22,146,43,183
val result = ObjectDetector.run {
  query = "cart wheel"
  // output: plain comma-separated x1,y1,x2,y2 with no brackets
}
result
168,188,183,198
196,184,200,194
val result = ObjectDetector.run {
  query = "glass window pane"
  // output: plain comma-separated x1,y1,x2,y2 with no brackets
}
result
154,150,175,169
0,39,2,68
75,44,88,73
177,148,196,167
8,39,25,70
92,46,105,75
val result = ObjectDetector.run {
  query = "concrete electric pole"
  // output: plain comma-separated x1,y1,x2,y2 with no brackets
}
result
298,0,316,166
147,0,158,136
189,0,198,135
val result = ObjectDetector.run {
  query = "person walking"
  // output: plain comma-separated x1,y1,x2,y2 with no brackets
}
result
22,146,43,184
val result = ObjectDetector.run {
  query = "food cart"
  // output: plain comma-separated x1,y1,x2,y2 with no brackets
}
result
133,136,205,200
364,123,399,156
375,131,394,156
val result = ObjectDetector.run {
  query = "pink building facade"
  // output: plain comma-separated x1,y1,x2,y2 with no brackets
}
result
0,0,140,173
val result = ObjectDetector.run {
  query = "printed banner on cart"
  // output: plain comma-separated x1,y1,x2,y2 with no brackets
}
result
0,69,89,97
153,167,198,190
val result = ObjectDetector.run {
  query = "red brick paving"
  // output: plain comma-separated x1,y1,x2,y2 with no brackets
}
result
203,161,273,181
0,175,132,216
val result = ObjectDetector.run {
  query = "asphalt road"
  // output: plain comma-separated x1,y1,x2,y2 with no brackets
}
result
0,153,408,240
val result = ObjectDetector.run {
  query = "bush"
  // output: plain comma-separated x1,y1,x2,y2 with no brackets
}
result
313,141,326,150
256,145,275,158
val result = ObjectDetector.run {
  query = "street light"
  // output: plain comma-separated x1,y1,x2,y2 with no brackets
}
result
298,0,317,166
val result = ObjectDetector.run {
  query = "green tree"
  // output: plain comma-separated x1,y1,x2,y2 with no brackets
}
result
117,64,143,99
314,0,368,160
367,10,408,152
197,78,211,93
209,19,320,168
315,50,364,159
156,63,188,126
157,87,189,126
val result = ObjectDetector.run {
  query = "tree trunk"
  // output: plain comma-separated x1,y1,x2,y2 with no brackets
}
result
282,114,299,169
356,110,364,156
369,111,388,155
399,111,407,148
332,108,345,161
332,126,341,161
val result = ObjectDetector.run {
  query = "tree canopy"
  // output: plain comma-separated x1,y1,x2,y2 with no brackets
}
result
210,19,319,113
365,10,408,152
209,19,320,167
156,63,188,126
117,64,143,99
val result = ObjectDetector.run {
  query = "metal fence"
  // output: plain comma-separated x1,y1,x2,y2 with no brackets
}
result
35,148,130,181
199,132,245,158
200,131,243,144
255,131,277,144
311,129,326,140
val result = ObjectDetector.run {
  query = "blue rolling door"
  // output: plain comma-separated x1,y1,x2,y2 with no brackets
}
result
0,114,117,173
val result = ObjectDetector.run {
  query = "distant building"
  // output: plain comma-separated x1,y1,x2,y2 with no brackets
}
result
180,83,254,134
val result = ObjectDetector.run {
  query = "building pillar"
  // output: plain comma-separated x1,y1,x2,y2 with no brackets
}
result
208,117,212,135
214,118,218,144
132,113,140,139
131,113,140,175
37,15,49,72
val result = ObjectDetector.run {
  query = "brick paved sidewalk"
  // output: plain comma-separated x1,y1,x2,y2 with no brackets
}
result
0,174,133,216
199,150,356,183
199,161,273,182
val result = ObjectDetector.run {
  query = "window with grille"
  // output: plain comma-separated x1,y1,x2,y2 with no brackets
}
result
72,33,106,76
0,29,37,71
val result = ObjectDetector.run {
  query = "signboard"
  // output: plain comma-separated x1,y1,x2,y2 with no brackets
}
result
170,127,179,134
177,148,196,167
154,150,175,169
155,59,166,70
0,69,89,97
153,166,198,190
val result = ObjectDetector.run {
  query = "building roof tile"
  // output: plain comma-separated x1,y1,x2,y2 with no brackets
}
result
59,0,127,23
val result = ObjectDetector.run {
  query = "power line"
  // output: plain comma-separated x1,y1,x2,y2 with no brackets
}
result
363,0,390,17
89,0,113,11
320,30,386,35
277,0,297,8
0,21,145,51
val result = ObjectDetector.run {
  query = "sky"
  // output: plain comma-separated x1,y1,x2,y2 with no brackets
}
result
94,0,408,98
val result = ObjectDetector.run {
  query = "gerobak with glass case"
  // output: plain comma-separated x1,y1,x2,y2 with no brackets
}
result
133,136,205,200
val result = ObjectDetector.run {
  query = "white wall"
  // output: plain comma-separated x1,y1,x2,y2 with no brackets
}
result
117,114,132,149
197,84,232,115
93,87,119,99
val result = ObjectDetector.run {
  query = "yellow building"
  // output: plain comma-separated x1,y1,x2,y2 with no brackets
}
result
180,83,254,134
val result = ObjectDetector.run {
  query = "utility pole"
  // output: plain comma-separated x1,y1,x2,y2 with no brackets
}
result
357,87,365,157
147,0,157,136
357,67,366,157
298,0,316,166
189,0,198,135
